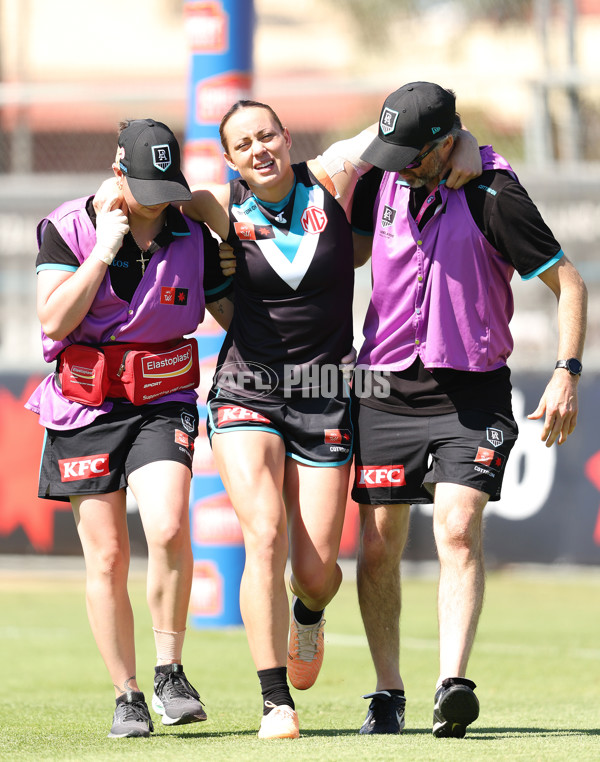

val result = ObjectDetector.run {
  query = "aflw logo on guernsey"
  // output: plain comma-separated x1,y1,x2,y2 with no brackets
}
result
233,221,275,241
160,287,188,305
301,206,328,234
356,465,406,488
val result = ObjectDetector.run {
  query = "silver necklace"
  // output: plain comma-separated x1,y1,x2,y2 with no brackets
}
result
130,232,160,276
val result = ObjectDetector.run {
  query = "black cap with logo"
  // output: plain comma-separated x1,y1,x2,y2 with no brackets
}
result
361,82,456,171
117,119,192,205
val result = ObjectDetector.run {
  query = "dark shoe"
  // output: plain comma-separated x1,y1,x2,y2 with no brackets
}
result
152,664,207,726
107,690,154,738
359,690,406,735
432,678,479,738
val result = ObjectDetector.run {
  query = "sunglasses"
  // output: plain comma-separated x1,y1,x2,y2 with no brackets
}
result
403,142,439,170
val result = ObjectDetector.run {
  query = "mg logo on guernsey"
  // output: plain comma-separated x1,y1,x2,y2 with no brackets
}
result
301,206,327,234
58,454,109,482
357,465,406,488
218,406,271,426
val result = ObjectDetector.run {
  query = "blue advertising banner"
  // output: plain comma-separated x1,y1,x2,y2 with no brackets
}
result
182,0,254,185
5,372,600,567
182,1,254,625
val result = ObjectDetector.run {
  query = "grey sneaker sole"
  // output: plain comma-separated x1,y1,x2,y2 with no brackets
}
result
152,693,207,726
107,727,151,738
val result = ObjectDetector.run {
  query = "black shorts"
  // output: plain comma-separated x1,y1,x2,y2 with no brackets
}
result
206,389,353,466
352,404,518,505
39,402,199,502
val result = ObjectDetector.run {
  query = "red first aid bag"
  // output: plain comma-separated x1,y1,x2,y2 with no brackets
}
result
58,345,109,406
59,339,200,407
110,340,200,406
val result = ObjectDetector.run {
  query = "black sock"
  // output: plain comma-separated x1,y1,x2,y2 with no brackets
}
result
387,689,405,697
258,667,294,714
293,597,324,625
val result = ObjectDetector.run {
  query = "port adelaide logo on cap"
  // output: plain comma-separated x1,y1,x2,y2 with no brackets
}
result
380,107,399,135
152,144,172,172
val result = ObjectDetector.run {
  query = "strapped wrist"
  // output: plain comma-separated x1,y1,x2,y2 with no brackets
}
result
92,245,116,266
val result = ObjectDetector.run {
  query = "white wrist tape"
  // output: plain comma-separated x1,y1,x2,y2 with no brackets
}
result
317,128,375,178
92,246,116,266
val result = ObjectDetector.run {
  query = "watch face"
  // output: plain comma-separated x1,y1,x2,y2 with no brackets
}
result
567,358,582,375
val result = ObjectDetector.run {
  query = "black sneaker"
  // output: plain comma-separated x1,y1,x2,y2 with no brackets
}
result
107,690,154,738
432,678,479,738
359,690,406,735
152,664,207,726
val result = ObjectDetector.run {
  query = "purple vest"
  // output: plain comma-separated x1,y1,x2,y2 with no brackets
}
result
27,196,207,429
358,147,517,372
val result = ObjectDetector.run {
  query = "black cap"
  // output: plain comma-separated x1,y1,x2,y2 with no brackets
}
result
361,82,456,171
117,119,192,205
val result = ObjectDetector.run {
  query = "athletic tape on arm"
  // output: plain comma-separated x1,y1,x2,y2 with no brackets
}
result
317,128,375,179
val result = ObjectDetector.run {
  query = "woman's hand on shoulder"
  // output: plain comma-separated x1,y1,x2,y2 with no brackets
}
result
446,128,482,189
218,241,237,277
92,178,124,215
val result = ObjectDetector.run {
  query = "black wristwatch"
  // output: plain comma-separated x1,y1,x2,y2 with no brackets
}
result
555,358,582,376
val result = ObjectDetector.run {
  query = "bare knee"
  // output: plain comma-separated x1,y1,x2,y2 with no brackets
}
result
292,561,339,604
146,515,188,556
85,542,129,588
359,516,405,575
243,519,288,572
360,524,389,571
435,508,483,562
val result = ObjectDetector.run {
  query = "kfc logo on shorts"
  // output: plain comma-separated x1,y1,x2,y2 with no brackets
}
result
356,465,406,488
474,447,505,472
217,406,271,426
58,454,109,482
324,429,352,445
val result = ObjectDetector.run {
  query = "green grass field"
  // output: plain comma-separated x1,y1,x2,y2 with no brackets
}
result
0,563,598,761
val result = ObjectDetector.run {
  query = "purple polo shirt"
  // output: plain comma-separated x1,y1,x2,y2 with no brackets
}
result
358,149,518,372
26,196,208,429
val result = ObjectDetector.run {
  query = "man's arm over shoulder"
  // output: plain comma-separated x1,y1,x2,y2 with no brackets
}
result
308,124,379,216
